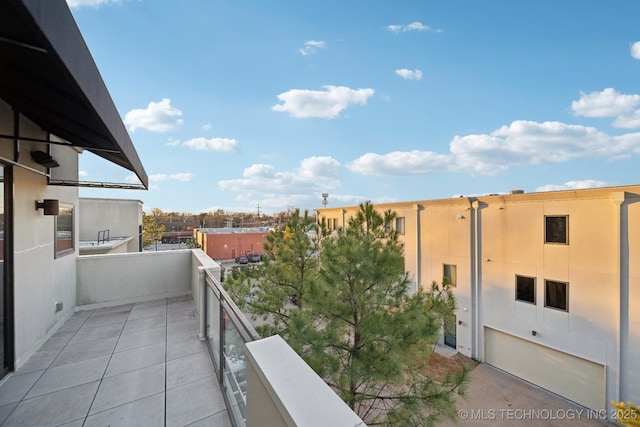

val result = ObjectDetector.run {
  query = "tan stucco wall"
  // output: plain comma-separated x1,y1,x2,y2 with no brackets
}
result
317,185,640,408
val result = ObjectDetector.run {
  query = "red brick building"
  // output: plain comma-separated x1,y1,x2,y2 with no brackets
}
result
194,228,269,260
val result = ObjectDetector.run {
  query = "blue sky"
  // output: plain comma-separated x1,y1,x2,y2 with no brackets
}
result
70,0,640,214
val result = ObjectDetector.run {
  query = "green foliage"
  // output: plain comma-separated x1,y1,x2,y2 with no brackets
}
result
185,237,200,249
142,212,165,248
223,209,321,337
226,202,468,425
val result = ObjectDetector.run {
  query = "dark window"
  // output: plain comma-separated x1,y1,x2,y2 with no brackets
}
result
396,217,405,235
545,216,568,244
55,203,74,258
443,264,457,287
516,275,536,304
545,280,568,311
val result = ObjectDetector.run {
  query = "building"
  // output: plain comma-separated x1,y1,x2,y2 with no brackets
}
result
79,198,143,254
317,185,640,415
0,1,364,425
194,228,269,260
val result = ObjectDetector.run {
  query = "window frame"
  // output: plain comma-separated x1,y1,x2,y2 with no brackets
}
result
443,264,457,287
395,217,405,235
544,279,569,312
545,215,569,245
515,275,536,304
54,202,75,258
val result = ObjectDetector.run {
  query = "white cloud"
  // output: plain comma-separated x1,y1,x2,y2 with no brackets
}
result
300,40,326,56
124,98,184,132
631,41,640,60
79,170,89,178
348,120,640,176
571,88,640,118
272,85,375,119
66,0,121,7
395,69,423,80
535,180,609,192
347,151,454,176
219,156,341,195
386,21,442,33
202,122,212,131
149,172,193,182
124,174,142,184
452,120,633,174
182,137,238,152
613,110,640,129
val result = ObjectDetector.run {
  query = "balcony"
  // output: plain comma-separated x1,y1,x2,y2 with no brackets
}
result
0,249,364,427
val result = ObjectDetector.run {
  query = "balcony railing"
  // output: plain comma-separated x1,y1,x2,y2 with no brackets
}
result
78,249,365,427
202,267,259,425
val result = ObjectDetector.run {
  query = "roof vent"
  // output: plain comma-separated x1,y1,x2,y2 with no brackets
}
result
510,189,524,195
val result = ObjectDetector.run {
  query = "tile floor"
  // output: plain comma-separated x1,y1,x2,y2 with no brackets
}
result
0,296,232,427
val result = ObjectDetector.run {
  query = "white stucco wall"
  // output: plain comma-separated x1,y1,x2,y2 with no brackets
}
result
0,101,80,368
76,249,194,307
79,197,142,251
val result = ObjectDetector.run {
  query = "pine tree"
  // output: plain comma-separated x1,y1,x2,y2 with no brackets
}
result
224,209,321,337
225,202,468,425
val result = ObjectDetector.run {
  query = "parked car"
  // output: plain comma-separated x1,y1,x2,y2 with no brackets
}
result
235,256,248,264
248,253,261,263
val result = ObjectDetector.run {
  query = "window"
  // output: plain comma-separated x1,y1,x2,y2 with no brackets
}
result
55,203,74,258
443,264,457,287
515,275,536,304
545,280,568,311
395,217,405,235
545,215,568,244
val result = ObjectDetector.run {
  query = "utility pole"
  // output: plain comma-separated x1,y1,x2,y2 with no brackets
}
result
256,203,261,217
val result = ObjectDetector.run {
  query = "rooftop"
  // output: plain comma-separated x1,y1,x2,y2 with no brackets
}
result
0,297,230,426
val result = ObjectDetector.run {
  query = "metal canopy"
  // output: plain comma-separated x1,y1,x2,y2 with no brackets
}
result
0,0,148,189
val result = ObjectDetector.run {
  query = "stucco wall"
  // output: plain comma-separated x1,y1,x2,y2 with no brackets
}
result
76,250,193,307
317,186,640,407
0,101,80,368
79,198,142,251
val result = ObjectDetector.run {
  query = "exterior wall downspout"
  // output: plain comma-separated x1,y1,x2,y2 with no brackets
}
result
612,192,629,405
471,199,484,360
414,204,423,293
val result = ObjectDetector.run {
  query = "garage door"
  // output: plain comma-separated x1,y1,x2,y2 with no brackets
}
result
484,327,605,410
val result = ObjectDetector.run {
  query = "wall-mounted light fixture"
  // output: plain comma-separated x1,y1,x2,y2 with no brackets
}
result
31,150,60,168
35,199,59,216
457,214,465,220
532,330,537,336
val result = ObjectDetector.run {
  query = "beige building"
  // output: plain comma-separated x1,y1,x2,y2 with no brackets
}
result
317,185,640,415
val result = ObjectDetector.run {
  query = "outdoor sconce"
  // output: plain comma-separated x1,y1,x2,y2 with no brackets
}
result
35,199,59,216
31,150,60,168
457,214,465,220
532,330,537,337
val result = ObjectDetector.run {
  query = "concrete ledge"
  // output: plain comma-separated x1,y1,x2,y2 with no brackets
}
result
245,335,366,427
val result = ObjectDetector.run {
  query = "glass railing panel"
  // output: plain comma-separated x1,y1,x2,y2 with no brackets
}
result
205,284,221,370
222,306,248,423
203,269,259,427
